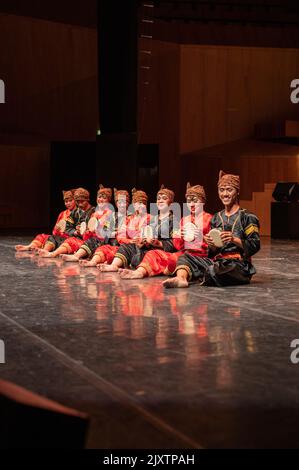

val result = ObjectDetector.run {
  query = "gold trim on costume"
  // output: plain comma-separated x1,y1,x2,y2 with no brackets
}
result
173,264,192,281
245,224,259,236
138,262,152,277
81,244,92,257
115,253,128,268
44,241,55,250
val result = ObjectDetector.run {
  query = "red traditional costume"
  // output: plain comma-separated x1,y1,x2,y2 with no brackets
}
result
113,189,151,268
93,189,131,264
19,190,75,251
57,188,96,254
136,184,212,277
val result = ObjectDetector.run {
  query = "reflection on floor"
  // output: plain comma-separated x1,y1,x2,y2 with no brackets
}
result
1,237,299,448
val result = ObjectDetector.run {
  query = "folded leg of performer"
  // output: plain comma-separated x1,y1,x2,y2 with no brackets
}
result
163,253,213,288
61,236,103,263
100,244,137,272
16,234,50,252
120,250,170,280
80,245,118,267
39,237,84,258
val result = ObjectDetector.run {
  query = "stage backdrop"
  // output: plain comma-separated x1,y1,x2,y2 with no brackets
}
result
0,13,98,229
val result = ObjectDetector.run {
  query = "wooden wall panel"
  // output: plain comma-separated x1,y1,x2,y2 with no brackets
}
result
0,14,98,141
180,45,299,154
139,41,299,204
138,40,180,195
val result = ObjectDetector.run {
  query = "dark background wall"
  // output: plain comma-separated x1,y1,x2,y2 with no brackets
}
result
137,1,299,215
1,1,299,230
0,2,98,230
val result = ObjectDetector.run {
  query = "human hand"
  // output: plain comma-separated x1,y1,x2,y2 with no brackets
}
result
204,234,217,249
220,231,234,244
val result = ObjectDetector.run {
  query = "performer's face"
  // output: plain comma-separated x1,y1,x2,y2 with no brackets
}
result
134,201,147,213
76,198,89,211
97,193,109,208
186,195,203,214
157,193,171,211
218,185,239,207
116,197,128,213
64,197,75,210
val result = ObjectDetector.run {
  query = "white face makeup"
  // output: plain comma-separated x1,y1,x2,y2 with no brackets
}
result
97,193,109,207
157,193,171,211
116,198,128,213
134,201,147,213
186,195,203,214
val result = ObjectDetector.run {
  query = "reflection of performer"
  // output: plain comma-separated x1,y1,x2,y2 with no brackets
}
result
61,185,114,262
80,188,130,267
15,190,76,252
100,188,151,272
164,171,260,288
39,188,95,258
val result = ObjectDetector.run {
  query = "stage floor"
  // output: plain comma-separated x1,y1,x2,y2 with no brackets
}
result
1,237,299,448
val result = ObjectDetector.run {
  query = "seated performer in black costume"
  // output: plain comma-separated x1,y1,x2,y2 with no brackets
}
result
163,170,260,288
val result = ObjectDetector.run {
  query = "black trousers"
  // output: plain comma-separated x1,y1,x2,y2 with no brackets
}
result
176,253,256,287
116,243,152,269
47,235,66,250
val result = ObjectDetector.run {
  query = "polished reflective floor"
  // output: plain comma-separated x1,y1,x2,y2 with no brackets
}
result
1,237,299,448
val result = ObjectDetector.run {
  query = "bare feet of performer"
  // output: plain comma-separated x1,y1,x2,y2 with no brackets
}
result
15,244,33,252
99,258,123,272
119,267,147,280
163,268,189,289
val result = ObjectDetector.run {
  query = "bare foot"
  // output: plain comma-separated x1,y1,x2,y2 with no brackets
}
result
119,269,145,280
80,259,98,267
99,264,120,272
15,245,31,252
163,277,189,289
61,254,80,263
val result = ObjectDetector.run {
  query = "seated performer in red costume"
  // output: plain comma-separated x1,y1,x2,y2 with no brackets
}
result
120,183,212,279
80,188,131,267
39,187,95,258
99,188,151,272
60,185,115,263
119,185,178,279
15,190,76,252
163,171,260,288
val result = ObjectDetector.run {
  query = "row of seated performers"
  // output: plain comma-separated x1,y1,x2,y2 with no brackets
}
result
15,171,260,289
